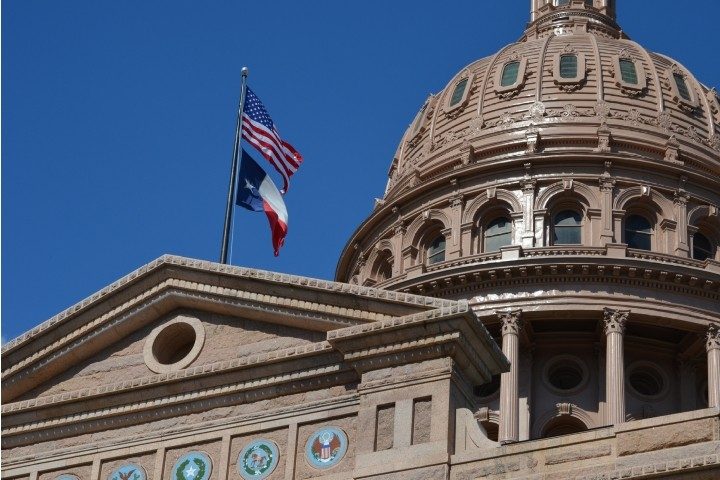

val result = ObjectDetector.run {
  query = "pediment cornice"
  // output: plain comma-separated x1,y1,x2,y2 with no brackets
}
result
2,255,459,402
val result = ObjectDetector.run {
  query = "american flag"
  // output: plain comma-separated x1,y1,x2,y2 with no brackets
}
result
241,87,303,193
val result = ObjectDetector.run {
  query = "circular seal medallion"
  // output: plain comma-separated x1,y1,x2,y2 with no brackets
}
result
237,439,279,479
304,426,348,469
172,451,212,480
109,464,147,480
55,475,80,480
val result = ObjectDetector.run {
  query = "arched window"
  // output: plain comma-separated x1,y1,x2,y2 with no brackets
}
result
500,61,520,87
619,58,638,85
693,232,715,261
481,421,499,442
625,215,652,250
559,54,578,79
673,73,692,102
552,210,582,245
449,78,469,107
427,235,446,265
484,217,512,252
542,416,588,438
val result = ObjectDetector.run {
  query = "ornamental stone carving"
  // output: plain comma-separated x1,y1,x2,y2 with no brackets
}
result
707,323,720,352
603,308,629,334
498,310,523,335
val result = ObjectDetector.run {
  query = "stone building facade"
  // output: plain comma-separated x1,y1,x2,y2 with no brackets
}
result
3,1,720,479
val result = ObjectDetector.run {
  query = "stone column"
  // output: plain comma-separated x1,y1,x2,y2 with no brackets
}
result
603,308,629,425
498,310,523,444
707,323,720,409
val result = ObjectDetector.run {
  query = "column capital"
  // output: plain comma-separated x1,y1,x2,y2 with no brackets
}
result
498,310,523,335
603,308,629,335
707,323,720,352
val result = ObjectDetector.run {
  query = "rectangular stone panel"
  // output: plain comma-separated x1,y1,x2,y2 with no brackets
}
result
412,397,432,445
617,418,716,456
375,404,395,451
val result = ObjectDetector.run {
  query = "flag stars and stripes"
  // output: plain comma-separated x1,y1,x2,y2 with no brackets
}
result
241,87,303,193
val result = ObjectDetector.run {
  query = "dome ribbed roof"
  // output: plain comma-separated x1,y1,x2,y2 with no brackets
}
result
384,3,720,201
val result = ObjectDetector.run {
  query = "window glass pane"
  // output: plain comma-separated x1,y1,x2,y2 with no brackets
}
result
693,232,714,261
449,78,469,107
619,59,638,85
626,215,651,233
585,0,593,5
673,73,692,101
625,215,652,250
427,235,446,264
501,61,520,87
484,217,512,252
555,0,570,5
553,210,581,245
554,210,582,227
559,54,578,79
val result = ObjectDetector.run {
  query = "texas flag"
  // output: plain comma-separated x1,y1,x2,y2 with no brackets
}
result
236,150,288,256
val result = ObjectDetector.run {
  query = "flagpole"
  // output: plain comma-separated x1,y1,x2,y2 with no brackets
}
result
220,67,249,264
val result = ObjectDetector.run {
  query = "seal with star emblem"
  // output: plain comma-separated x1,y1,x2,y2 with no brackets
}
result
237,439,279,479
109,463,147,480
172,451,212,480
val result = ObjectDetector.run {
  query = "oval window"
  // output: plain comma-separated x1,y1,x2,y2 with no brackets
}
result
501,61,520,87
673,73,692,101
559,54,578,79
449,78,469,107
619,59,638,85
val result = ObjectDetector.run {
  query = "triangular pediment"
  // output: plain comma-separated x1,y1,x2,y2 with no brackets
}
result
1,255,507,454
1,255,456,403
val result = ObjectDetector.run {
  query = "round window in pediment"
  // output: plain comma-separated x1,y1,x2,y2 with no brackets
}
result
144,316,205,373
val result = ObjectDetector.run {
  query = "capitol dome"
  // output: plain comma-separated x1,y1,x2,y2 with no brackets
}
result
337,0,720,445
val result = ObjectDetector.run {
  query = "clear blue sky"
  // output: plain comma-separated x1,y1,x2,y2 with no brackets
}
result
3,0,719,342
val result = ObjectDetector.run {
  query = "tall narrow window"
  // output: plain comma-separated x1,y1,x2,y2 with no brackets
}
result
559,54,578,79
449,78,469,107
673,73,692,101
693,232,715,261
484,217,512,252
619,59,638,85
501,61,520,87
427,235,446,265
553,210,582,245
625,215,652,250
